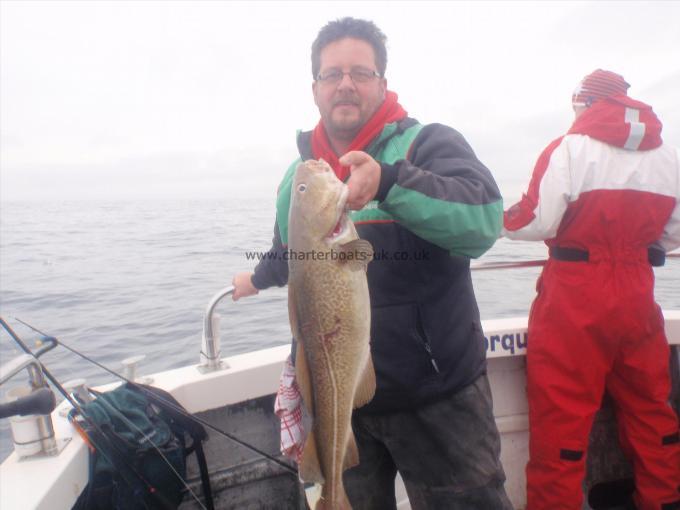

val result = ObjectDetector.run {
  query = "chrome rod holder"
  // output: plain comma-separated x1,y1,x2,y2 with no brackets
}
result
0,354,60,458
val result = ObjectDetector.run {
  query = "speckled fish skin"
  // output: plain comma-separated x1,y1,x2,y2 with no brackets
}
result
287,159,375,510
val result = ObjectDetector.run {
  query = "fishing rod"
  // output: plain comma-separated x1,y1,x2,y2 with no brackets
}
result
0,317,191,510
80,388,207,510
13,317,298,477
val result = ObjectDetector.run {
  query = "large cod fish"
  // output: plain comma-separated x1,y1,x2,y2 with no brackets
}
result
287,159,376,509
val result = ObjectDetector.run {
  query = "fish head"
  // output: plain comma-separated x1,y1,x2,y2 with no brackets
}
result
289,159,356,248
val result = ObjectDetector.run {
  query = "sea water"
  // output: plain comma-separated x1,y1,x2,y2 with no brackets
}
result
1,198,678,461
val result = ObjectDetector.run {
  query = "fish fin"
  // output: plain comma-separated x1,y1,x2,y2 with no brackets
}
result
295,339,314,415
299,429,325,484
338,239,373,271
343,432,360,470
352,352,376,409
289,285,314,414
317,481,352,510
288,285,303,346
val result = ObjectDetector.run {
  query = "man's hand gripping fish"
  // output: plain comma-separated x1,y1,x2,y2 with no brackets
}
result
287,159,376,509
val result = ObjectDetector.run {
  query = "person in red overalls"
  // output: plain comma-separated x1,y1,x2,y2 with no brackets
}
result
504,69,680,510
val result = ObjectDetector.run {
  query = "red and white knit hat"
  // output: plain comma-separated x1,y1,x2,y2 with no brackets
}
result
572,69,630,107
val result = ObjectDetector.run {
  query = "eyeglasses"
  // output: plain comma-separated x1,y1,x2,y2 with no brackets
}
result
316,67,381,84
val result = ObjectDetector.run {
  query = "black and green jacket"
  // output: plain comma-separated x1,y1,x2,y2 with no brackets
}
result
252,118,503,412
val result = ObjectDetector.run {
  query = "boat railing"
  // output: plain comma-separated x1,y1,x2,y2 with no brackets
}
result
199,286,234,373
197,252,679,374
471,251,680,270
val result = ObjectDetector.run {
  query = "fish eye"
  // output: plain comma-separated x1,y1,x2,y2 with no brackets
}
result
297,183,307,193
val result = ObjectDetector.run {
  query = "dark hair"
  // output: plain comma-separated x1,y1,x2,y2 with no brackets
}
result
311,17,387,79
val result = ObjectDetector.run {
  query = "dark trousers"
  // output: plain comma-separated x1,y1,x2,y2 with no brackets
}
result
343,374,513,510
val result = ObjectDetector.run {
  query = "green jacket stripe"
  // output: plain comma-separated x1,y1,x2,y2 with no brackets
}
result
382,185,503,257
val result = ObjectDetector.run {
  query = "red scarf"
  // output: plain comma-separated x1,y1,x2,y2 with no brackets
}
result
310,90,407,181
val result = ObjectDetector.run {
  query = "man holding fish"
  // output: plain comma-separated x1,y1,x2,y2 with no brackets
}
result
233,17,512,509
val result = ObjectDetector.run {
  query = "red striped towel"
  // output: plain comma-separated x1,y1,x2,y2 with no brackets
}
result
274,356,305,462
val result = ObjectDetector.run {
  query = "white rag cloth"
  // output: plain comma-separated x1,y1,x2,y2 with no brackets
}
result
274,355,305,462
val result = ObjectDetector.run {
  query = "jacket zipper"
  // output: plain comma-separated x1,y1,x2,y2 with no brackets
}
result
415,313,440,374
421,340,440,373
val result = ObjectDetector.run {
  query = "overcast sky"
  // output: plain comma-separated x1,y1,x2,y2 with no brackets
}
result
1,1,679,203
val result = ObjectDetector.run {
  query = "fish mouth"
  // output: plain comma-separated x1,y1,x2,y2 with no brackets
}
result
326,186,350,241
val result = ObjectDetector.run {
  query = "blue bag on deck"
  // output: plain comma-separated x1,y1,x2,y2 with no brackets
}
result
70,382,213,510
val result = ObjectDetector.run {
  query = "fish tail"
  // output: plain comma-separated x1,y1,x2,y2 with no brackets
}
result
316,484,351,510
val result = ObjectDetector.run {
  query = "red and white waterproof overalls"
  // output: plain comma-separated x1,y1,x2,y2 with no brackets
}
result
504,95,680,510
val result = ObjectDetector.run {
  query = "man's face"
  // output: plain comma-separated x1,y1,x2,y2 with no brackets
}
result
573,104,587,119
312,38,387,142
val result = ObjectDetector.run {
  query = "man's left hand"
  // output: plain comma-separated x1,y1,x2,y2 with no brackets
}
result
340,151,381,210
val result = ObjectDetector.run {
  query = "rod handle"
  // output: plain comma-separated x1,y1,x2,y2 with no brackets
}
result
0,387,56,419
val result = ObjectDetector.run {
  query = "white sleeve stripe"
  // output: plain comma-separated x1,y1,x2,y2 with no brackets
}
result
624,107,645,150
